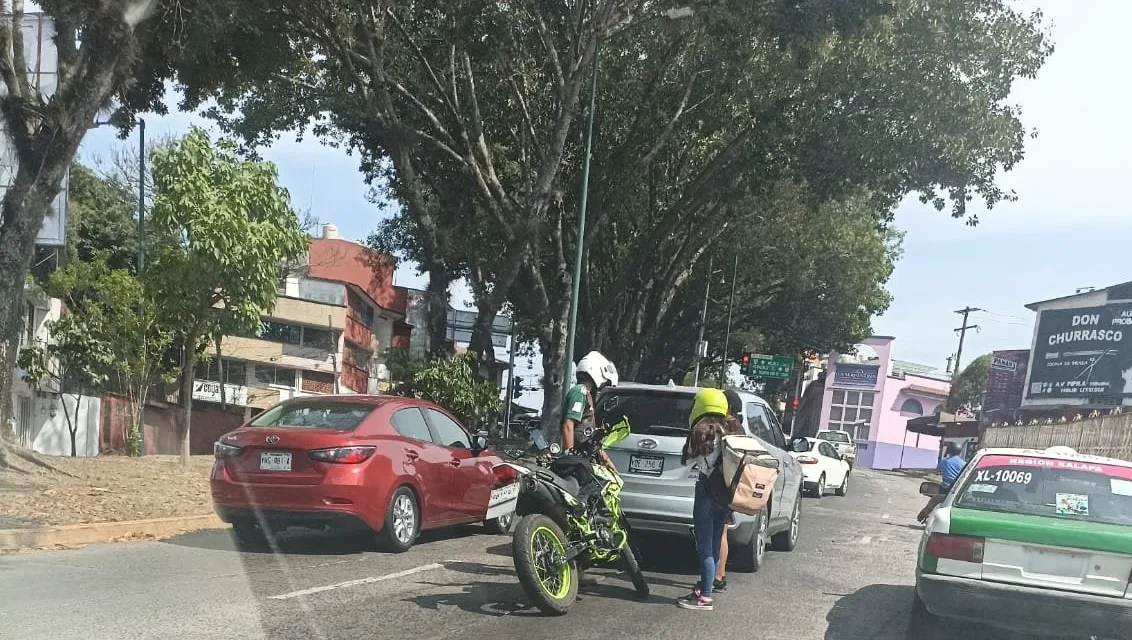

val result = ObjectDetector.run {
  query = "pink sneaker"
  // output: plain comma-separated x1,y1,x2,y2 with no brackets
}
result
676,589,714,611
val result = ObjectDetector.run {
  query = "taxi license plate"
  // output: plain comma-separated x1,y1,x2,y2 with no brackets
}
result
629,454,664,476
260,452,292,471
486,483,520,520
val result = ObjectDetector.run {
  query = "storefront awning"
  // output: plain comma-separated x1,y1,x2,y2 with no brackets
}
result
906,412,980,438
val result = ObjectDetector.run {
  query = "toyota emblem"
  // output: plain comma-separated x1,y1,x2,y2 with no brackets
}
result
639,438,658,450
265,435,280,445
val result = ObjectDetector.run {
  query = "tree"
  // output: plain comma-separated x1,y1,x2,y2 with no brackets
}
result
948,354,992,414
66,162,137,271
16,302,113,456
147,128,308,464
174,0,1050,432
47,255,175,455
411,353,501,430
0,1,230,467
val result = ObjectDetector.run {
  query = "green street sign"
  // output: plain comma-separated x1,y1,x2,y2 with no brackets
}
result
746,354,795,380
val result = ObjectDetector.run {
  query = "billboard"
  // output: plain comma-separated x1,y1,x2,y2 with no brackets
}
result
0,14,68,246
832,363,880,388
1028,302,1132,399
982,349,1029,423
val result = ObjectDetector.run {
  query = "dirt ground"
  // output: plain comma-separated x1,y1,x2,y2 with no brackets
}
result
0,454,214,529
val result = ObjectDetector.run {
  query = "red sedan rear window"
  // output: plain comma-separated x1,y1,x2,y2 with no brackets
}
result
250,402,375,431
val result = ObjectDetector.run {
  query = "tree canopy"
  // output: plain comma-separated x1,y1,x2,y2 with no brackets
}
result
161,0,1049,428
948,354,992,414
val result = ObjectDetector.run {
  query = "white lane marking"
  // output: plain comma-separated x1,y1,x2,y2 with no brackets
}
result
268,562,446,600
859,536,873,545
881,513,890,520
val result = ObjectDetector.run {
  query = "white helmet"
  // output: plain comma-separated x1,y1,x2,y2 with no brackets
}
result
576,351,619,388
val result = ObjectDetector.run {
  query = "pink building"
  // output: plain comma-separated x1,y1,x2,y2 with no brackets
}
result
818,336,951,470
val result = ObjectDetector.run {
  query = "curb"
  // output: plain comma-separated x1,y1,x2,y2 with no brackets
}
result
0,514,228,551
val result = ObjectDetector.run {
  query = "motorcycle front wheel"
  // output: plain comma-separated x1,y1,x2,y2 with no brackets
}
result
621,544,649,598
513,514,578,615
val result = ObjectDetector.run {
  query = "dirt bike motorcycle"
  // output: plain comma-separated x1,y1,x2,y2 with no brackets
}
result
492,416,648,615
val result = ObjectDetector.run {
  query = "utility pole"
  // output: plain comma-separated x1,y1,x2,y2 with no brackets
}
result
136,118,147,455
503,317,516,438
953,307,981,374
719,254,739,388
692,256,713,386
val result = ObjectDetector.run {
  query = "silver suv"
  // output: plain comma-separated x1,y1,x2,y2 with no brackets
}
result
597,383,804,572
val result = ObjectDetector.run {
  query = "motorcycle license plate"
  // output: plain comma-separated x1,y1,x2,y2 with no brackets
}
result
629,454,664,476
486,483,520,520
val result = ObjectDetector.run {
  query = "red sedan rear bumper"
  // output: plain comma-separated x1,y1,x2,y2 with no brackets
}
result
210,461,388,532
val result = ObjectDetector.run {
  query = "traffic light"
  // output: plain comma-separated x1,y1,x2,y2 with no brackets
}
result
512,376,523,399
740,352,751,374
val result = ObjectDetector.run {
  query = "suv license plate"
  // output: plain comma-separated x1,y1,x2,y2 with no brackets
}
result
629,454,664,476
260,452,292,471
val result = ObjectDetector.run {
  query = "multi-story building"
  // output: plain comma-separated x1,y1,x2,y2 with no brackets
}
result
199,224,413,416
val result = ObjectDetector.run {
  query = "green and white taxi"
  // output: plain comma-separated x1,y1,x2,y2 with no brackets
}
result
913,445,1132,639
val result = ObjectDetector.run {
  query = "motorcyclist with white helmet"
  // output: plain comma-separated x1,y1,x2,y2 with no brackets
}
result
562,350,619,472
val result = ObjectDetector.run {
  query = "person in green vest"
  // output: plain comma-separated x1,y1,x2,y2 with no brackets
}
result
561,350,619,472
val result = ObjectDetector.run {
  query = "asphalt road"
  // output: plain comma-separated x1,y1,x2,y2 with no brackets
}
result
1,468,944,640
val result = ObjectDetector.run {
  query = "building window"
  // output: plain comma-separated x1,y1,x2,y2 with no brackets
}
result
900,398,924,416
302,327,338,351
254,364,297,388
257,320,302,345
195,359,247,386
829,389,875,441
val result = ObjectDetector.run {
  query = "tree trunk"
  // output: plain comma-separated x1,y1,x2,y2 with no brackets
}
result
0,176,60,466
179,334,200,465
424,263,452,358
538,301,571,437
62,393,79,457
468,303,499,381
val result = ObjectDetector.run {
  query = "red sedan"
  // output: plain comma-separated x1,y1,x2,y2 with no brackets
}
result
211,395,512,551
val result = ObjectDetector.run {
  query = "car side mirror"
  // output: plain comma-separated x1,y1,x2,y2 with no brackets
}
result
471,432,490,454
919,481,942,497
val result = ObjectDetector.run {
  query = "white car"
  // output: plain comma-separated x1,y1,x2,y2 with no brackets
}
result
815,430,857,468
789,437,850,498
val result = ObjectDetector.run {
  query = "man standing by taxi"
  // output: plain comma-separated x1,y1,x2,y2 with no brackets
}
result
918,442,968,523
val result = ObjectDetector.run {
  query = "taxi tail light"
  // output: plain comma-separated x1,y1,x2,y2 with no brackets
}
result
925,533,984,563
796,455,819,465
308,446,377,464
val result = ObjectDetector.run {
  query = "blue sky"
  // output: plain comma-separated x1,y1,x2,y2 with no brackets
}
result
75,1,1130,405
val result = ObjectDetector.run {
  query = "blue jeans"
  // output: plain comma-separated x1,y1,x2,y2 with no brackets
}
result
693,473,730,596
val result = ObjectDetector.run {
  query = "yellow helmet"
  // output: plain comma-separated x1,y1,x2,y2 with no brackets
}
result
689,387,729,427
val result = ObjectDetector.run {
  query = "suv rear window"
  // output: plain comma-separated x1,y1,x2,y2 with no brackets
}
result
817,431,851,444
595,391,694,437
250,402,374,431
955,454,1132,527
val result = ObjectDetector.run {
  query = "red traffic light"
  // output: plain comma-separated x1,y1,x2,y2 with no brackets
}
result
741,352,751,365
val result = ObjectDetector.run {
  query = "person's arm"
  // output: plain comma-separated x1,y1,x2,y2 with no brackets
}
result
599,449,616,472
561,418,576,450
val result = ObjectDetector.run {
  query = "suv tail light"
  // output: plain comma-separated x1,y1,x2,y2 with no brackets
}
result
796,455,819,464
214,441,243,458
308,446,377,464
925,533,984,563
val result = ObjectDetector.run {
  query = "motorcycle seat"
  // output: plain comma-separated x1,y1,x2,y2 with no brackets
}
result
536,468,580,496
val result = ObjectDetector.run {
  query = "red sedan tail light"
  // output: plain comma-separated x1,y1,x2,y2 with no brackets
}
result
308,446,377,464
493,464,519,484
796,455,819,464
925,533,984,563
214,441,243,458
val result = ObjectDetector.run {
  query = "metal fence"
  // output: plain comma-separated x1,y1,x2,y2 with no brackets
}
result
982,411,1132,462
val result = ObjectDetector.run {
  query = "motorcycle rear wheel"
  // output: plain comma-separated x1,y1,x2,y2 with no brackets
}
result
620,544,649,598
513,514,578,615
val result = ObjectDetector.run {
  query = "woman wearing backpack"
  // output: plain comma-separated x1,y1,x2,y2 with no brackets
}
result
709,389,745,592
677,387,735,611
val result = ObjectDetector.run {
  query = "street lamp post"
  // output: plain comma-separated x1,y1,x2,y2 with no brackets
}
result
136,118,147,455
560,6,694,392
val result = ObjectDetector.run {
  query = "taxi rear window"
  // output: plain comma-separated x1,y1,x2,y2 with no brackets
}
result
955,454,1132,526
